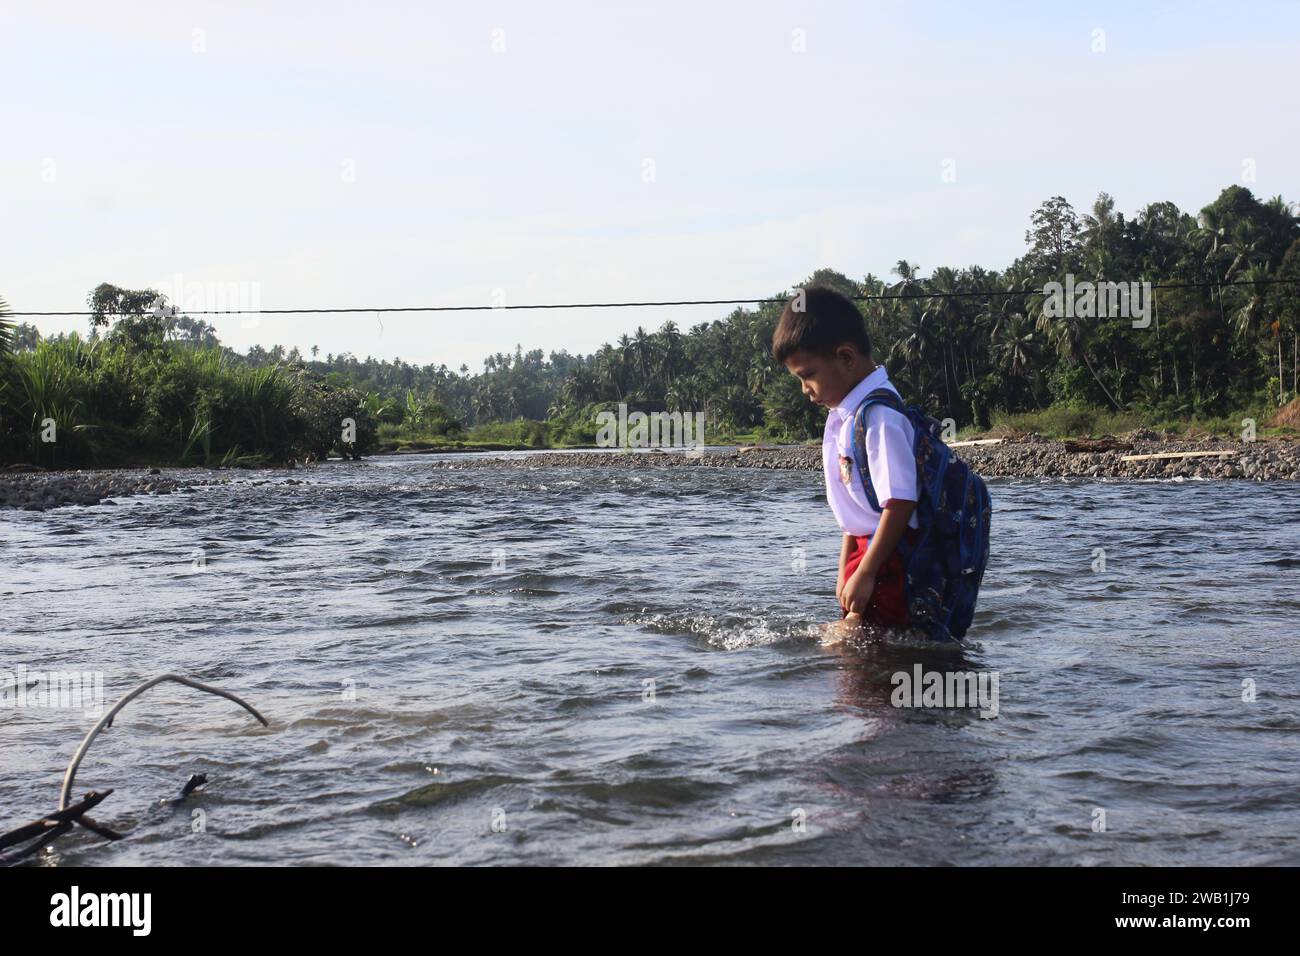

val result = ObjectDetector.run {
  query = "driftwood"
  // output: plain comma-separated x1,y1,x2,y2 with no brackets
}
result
948,438,1004,448
0,790,114,851
59,674,268,811
0,674,266,865
0,790,114,865
1119,450,1234,462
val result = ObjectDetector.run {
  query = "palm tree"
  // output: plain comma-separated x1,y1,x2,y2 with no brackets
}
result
1194,207,1237,326
631,326,653,383
1233,263,1272,338
0,294,13,357
990,312,1041,408
656,320,684,389
922,266,965,408
1222,220,1262,282
889,307,937,401
888,260,923,298
595,343,624,400
1030,292,1124,411
1233,263,1284,403
745,355,774,395
1080,192,1122,276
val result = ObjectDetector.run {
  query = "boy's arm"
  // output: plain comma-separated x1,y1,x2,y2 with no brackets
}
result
836,533,853,603
842,499,916,616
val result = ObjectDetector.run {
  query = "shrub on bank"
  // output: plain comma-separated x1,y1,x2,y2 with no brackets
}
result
466,419,551,447
0,337,376,468
981,395,1294,440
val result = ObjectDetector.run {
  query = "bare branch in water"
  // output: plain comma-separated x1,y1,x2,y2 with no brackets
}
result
0,789,114,852
1,675,266,865
60,674,268,811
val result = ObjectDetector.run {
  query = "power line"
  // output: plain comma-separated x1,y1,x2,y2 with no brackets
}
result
7,277,1299,317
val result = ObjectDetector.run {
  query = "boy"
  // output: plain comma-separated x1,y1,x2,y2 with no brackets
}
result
772,286,919,629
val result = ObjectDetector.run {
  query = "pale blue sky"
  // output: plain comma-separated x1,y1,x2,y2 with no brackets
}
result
3,1,1298,370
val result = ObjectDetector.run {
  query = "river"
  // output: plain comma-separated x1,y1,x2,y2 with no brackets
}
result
3,453,1298,865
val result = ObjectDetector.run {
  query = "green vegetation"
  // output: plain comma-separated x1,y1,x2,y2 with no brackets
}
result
0,303,378,468
973,400,1290,442
3,185,1298,467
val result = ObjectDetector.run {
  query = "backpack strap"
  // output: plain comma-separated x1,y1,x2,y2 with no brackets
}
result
850,388,908,513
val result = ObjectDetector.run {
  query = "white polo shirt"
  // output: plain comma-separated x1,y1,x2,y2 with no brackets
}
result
822,366,919,537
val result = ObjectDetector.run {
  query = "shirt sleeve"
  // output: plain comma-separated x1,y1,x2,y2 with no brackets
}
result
863,405,918,504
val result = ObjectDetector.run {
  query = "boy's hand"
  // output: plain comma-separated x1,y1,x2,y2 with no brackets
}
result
841,567,877,616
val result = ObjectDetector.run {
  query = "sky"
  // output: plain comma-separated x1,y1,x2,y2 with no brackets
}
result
3,0,1298,371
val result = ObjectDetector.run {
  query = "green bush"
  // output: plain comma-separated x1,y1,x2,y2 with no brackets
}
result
0,337,378,467
983,400,1283,439
466,419,550,447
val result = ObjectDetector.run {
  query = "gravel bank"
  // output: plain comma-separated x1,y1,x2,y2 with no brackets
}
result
4,435,1294,513
429,436,1300,481
0,467,231,512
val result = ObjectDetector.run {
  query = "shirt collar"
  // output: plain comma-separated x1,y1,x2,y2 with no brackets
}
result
832,365,889,421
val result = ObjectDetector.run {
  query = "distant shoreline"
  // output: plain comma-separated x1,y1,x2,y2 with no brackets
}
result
4,436,1298,512
427,437,1300,481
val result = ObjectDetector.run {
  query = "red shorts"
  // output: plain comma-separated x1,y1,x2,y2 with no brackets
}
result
840,533,911,629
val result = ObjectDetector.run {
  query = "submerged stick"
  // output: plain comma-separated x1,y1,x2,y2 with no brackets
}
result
0,789,113,851
175,773,208,803
0,821,73,865
59,674,268,812
74,815,126,842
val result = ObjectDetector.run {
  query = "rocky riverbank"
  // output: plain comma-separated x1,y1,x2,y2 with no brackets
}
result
0,467,230,512
428,434,1300,481
5,434,1296,513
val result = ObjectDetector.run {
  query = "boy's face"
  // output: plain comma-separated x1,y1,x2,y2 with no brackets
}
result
783,345,872,409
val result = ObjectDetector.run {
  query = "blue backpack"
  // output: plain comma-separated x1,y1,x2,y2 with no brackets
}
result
850,388,991,641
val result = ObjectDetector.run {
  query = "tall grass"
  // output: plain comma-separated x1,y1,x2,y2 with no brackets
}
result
230,364,295,459
10,336,97,465
0,337,375,468
180,410,213,464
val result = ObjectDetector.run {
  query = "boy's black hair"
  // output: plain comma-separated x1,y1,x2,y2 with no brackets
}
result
771,286,872,363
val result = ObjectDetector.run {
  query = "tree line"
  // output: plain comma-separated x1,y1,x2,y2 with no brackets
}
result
2,184,1297,465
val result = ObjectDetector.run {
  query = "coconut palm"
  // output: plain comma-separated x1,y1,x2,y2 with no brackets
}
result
888,306,939,407
656,320,684,389
990,312,1041,409
0,294,13,357
1029,292,1124,411
1080,191,1123,276
922,266,966,408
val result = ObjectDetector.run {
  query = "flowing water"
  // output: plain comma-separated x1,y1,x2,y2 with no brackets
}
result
3,453,1298,866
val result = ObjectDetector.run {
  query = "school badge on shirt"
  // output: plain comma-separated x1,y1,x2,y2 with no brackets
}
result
839,454,854,486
